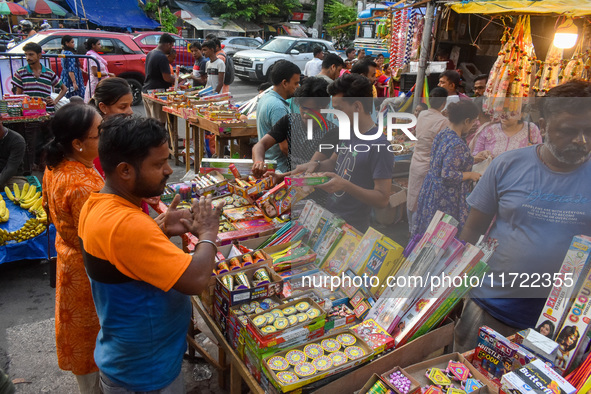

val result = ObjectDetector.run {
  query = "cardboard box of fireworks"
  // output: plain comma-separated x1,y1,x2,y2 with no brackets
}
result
214,263,284,328
201,247,272,315
226,296,284,348
244,297,327,349
261,329,375,393
403,353,498,393
228,176,273,201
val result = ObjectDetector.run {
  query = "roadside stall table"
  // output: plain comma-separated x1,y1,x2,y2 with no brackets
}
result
190,293,455,394
187,116,258,173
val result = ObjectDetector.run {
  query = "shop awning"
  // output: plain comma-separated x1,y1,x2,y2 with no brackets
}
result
176,1,245,33
281,23,307,38
65,0,160,29
234,20,262,32
445,0,591,17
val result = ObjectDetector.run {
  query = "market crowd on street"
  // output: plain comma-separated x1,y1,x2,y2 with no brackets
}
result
0,11,590,394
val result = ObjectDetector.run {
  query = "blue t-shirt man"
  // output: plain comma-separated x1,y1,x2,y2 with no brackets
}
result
327,128,394,232
467,145,591,328
256,89,290,172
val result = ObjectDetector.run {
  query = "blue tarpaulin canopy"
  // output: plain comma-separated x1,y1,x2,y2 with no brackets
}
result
65,0,160,29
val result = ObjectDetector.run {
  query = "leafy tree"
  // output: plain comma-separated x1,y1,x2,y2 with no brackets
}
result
325,0,357,39
206,0,300,23
144,0,177,33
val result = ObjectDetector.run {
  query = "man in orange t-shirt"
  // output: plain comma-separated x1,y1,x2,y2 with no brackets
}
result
78,115,224,393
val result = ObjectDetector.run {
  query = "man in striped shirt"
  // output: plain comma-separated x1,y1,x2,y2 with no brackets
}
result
13,42,67,113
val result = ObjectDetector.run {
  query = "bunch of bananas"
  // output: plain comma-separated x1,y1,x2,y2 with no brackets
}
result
0,218,46,245
5,183,41,210
1,183,47,245
0,198,8,223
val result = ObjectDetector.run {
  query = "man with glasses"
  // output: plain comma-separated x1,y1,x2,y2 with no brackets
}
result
472,74,488,97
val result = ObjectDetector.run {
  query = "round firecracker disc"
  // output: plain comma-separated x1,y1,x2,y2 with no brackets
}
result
285,350,307,365
238,316,248,325
306,308,320,319
263,313,275,325
276,371,299,384
260,301,270,310
336,333,356,346
344,346,365,360
283,306,297,316
288,315,298,326
249,301,260,309
303,344,324,359
329,351,348,366
270,308,284,318
253,315,267,327
321,339,341,352
267,356,289,371
254,307,264,314
295,302,310,312
240,304,254,314
234,309,245,316
294,362,316,377
296,313,308,323
312,355,332,371
274,317,289,330
262,325,277,334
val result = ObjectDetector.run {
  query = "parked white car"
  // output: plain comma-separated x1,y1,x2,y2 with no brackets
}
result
232,36,337,82
221,37,261,56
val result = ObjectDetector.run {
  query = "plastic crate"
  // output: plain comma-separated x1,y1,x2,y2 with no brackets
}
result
25,175,41,191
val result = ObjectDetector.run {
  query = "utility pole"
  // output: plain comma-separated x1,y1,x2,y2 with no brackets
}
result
413,1,435,111
314,0,325,38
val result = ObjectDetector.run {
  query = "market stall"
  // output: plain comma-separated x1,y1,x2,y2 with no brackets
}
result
150,160,540,393
1,180,56,265
1,95,51,174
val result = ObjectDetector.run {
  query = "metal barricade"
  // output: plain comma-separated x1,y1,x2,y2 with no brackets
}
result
0,53,102,98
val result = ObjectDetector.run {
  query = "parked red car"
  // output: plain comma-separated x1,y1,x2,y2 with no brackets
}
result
8,29,147,105
132,31,194,67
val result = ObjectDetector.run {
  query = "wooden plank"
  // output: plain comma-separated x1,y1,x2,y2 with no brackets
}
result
311,322,454,394
192,296,265,394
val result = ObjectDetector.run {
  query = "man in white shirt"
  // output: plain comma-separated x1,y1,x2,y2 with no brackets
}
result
303,47,324,77
201,40,225,94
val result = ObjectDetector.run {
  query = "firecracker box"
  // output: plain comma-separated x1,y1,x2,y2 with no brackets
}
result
214,264,283,314
243,318,326,358
201,253,273,316
228,176,273,199
261,329,375,393
245,297,326,344
358,374,398,394
324,304,357,334
471,326,536,387
351,318,395,354
256,181,296,220
284,175,330,187
22,97,46,116
500,359,575,394
404,353,496,393
379,367,421,394
536,235,591,340
227,296,284,347
217,224,278,245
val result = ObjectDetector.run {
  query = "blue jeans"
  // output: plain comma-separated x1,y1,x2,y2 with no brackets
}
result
99,372,185,394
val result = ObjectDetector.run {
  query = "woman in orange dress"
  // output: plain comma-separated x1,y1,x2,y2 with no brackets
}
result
42,103,103,394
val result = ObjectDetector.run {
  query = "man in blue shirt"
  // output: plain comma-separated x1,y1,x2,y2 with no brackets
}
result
254,60,300,173
298,73,393,232
456,80,591,352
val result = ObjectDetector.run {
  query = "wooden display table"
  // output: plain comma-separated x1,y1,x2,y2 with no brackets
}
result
188,116,257,173
189,293,454,394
